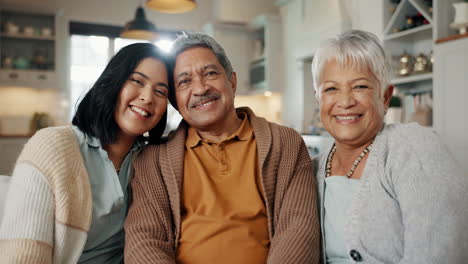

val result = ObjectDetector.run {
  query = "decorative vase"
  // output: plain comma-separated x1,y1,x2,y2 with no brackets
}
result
450,2,468,35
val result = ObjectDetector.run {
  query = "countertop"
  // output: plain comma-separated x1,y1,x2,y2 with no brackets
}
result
0,133,33,138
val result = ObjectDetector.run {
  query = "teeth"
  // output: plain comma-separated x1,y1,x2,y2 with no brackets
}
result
196,101,214,108
336,115,360,120
131,106,149,117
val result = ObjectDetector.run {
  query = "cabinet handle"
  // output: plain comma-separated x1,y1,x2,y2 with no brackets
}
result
8,73,18,79
37,74,47,80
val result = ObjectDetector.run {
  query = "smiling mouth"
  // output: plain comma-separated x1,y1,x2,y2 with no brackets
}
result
130,105,151,117
334,114,363,121
192,97,219,109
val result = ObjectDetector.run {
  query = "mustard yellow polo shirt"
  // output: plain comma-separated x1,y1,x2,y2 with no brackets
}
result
177,113,270,264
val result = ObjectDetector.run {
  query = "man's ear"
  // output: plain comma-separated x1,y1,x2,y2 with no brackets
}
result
384,85,394,107
230,72,237,94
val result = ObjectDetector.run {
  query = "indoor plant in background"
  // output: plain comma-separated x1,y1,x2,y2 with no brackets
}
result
385,95,403,124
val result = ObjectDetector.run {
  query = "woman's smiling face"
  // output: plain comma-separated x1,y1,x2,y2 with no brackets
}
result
114,57,169,140
318,58,392,148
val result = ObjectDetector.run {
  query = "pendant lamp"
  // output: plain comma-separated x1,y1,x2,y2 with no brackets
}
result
121,6,158,41
146,0,196,14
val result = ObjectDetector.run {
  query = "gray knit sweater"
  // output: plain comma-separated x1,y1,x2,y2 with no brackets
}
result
316,123,468,263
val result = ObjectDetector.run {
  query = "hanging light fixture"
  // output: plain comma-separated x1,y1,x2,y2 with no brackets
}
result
121,6,158,41
146,0,197,14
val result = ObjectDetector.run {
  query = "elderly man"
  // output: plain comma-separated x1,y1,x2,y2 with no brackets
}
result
125,32,320,264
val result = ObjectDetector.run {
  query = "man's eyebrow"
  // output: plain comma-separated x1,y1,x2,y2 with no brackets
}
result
175,64,222,80
175,72,189,80
203,64,220,71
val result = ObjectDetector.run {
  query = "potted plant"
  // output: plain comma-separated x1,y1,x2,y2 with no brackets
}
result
385,96,403,124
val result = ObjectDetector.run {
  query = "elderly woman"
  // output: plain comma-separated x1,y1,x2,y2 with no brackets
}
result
312,30,468,263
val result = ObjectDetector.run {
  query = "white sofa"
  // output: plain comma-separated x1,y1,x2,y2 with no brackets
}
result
0,175,11,223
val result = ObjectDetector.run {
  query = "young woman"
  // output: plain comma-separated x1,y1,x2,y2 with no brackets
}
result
0,43,172,263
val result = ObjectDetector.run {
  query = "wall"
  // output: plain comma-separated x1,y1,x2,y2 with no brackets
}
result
0,87,68,133
213,0,278,24
279,0,383,132
235,93,282,124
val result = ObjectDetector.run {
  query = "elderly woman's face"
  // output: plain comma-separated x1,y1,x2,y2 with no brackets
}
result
318,59,392,147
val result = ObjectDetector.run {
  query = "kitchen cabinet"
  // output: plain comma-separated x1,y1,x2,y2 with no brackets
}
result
247,14,283,95
382,0,435,124
203,14,283,96
382,0,464,126
0,69,56,89
203,22,250,95
0,8,58,88
433,36,468,174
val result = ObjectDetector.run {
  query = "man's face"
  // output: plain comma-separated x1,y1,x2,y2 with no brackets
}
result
173,47,237,132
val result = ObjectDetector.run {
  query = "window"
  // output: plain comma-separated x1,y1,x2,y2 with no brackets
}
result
70,35,109,112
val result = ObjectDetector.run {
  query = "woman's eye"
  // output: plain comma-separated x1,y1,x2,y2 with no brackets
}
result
154,89,168,97
130,78,144,86
324,87,337,92
354,85,369,89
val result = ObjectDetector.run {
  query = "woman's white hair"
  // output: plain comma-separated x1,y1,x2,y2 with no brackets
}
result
311,30,390,98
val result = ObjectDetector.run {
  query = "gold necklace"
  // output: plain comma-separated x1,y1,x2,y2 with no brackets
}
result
326,141,374,178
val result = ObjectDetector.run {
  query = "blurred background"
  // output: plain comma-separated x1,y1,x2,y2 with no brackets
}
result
0,0,467,174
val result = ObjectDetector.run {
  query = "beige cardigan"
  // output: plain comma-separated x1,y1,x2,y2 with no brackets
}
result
0,126,92,263
125,107,321,264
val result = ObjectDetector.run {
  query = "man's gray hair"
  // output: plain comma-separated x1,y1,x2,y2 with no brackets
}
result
171,32,234,79
311,30,391,98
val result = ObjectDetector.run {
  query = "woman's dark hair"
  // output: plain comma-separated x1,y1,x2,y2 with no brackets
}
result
72,43,173,145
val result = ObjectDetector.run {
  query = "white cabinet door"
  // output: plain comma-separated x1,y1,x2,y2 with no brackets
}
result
0,70,56,89
433,37,468,174
203,23,250,95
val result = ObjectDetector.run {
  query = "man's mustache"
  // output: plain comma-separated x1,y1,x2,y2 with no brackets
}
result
189,92,221,108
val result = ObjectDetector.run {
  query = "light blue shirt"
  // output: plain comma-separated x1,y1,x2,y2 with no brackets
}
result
324,176,360,264
72,126,142,264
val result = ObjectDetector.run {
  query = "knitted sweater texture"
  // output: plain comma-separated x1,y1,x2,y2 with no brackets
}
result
0,126,92,263
125,107,321,264
316,123,468,263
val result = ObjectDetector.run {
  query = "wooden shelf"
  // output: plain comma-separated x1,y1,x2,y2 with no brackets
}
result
391,72,433,85
0,32,54,41
384,24,432,41
250,56,265,64
436,33,468,44
0,69,54,73
0,9,57,88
